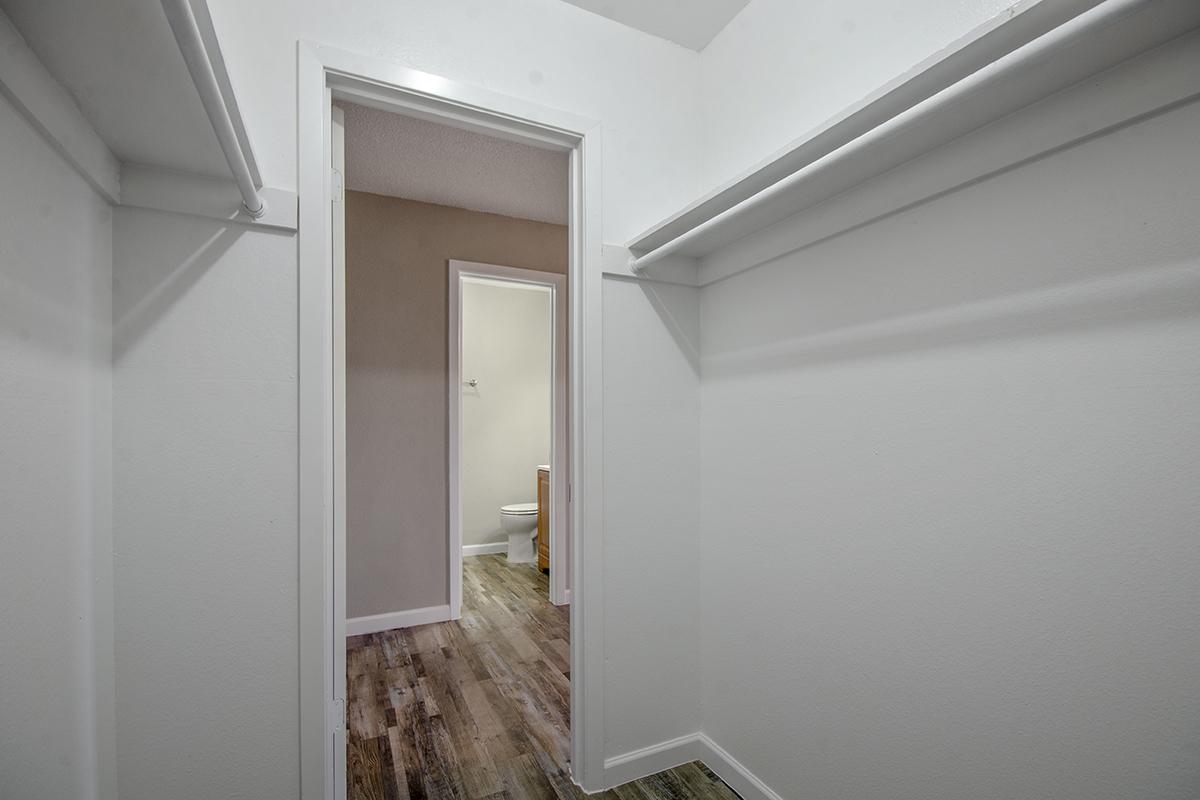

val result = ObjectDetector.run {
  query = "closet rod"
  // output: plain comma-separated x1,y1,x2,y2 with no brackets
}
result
160,0,265,218
624,0,1143,274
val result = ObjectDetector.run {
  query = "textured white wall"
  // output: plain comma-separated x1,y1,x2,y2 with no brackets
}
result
699,0,1011,190
105,0,708,786
109,2,1186,792
461,280,553,547
698,95,1200,800
0,92,114,800
602,273,702,755
112,208,299,800
206,0,705,243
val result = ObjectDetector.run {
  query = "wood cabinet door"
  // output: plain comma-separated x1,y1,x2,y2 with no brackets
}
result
537,469,550,571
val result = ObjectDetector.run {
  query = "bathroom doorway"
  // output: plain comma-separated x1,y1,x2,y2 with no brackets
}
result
449,261,570,612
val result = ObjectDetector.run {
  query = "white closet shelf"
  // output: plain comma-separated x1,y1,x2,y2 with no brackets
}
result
626,0,1200,285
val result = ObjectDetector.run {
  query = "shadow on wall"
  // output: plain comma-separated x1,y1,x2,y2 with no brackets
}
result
704,258,1200,380
633,276,701,377
701,102,1200,380
113,212,290,360
0,202,112,362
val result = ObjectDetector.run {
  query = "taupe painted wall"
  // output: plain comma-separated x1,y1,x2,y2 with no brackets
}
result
346,192,567,618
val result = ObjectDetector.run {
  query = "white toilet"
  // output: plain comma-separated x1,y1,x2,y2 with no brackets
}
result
500,503,538,563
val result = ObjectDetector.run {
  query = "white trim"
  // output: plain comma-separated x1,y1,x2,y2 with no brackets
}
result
570,95,607,795
602,733,706,788
462,542,508,557
601,732,785,800
449,260,569,616
329,103,348,800
297,43,335,800
298,41,606,799
345,605,452,636
0,6,121,203
601,247,699,287
696,734,786,800
547,265,570,608
119,163,297,231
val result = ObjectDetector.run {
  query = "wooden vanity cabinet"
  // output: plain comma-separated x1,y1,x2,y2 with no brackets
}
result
537,467,550,572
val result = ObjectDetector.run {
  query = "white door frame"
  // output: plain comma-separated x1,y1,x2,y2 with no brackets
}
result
449,261,570,613
298,42,606,800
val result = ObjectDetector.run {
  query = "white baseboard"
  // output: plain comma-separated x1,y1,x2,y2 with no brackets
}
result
602,732,783,800
462,542,507,557
603,733,706,788
697,733,784,800
345,604,452,636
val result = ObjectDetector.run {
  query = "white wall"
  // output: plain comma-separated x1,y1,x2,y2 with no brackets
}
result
699,0,1010,189
112,208,299,800
0,92,114,800
697,92,1200,800
109,2,1200,794
602,272,703,756
207,0,704,243
106,0,708,778
462,279,553,547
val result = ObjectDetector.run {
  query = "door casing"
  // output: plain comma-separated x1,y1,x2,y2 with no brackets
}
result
297,42,606,800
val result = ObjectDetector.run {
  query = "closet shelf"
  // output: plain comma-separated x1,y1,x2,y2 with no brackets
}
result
626,0,1200,284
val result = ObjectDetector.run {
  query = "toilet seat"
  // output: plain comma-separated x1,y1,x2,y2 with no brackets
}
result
500,502,538,516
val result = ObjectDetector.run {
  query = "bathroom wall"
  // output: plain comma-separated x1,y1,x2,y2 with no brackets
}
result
0,91,115,800
461,279,553,548
697,88,1200,800
345,192,566,619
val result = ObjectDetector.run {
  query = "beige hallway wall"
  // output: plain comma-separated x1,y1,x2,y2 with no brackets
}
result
345,192,566,618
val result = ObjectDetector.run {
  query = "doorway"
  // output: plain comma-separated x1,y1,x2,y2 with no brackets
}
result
299,43,606,800
449,261,569,614
336,111,574,796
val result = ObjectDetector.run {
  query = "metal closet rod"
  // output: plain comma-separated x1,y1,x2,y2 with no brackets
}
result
160,0,265,218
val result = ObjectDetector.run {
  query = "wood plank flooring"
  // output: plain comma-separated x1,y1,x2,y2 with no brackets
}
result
347,555,738,799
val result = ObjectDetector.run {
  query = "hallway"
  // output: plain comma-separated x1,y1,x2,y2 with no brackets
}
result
346,555,736,799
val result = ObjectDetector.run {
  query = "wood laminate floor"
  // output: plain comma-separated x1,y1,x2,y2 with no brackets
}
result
347,555,738,800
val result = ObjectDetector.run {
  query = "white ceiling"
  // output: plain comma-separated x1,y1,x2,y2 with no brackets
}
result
340,102,569,225
557,0,749,50
0,0,230,177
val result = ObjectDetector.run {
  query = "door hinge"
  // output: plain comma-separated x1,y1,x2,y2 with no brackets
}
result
331,168,344,203
332,696,345,733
